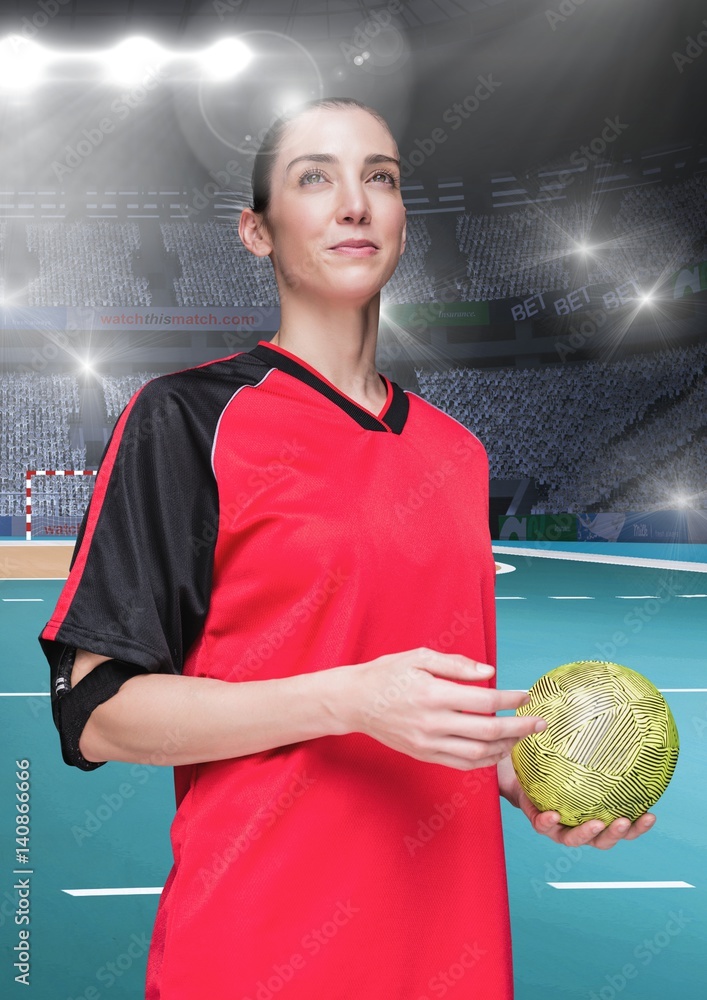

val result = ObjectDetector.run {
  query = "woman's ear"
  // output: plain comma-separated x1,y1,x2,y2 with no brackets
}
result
238,207,274,258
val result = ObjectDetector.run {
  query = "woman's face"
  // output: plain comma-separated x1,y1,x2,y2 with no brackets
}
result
260,106,407,303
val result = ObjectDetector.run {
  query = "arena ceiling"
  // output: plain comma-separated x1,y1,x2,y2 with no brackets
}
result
0,0,704,190
0,0,537,45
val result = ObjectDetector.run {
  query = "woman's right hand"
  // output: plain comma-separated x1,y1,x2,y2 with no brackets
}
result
342,647,546,771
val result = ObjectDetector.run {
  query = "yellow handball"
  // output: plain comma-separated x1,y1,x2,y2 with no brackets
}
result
511,660,679,827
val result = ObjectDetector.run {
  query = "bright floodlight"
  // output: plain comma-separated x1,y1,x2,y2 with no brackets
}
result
575,241,592,254
0,36,47,90
673,492,690,508
199,38,252,81
639,291,655,307
105,37,165,86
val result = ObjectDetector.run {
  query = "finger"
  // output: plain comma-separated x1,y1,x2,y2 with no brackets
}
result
622,813,656,841
589,813,657,850
439,684,533,714
449,713,547,743
432,734,539,763
533,811,607,847
415,649,496,681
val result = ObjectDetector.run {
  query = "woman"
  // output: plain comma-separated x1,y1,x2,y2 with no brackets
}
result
39,97,654,999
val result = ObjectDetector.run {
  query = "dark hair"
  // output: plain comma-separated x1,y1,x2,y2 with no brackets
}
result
250,97,395,223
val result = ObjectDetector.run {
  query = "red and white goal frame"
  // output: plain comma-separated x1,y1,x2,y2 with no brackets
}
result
25,469,97,540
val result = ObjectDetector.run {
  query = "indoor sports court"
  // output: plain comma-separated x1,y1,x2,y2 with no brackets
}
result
0,1,705,998
1,539,704,999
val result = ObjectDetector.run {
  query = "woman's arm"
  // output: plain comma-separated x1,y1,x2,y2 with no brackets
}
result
73,646,544,769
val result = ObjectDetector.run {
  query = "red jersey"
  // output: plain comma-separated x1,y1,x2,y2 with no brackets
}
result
40,339,512,999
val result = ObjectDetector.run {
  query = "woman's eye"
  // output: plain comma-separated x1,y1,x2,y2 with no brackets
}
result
371,170,398,187
299,170,326,185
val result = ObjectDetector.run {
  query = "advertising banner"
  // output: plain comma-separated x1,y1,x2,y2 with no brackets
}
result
669,260,707,299
0,306,280,333
384,301,490,328
577,511,707,544
498,514,577,541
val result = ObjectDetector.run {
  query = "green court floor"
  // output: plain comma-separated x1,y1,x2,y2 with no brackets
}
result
1,543,704,998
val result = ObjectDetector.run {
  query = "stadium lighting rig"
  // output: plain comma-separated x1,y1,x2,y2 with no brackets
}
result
0,34,253,89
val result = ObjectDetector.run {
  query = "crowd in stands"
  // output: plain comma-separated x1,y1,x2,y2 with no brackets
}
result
616,434,707,510
414,342,707,513
0,373,87,521
26,222,151,307
455,175,706,301
6,173,704,308
380,217,436,304
607,175,707,286
161,221,279,307
102,373,155,420
1,343,705,525
455,203,579,300
0,223,6,301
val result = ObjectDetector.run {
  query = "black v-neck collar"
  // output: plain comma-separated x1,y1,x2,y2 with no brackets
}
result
249,340,409,435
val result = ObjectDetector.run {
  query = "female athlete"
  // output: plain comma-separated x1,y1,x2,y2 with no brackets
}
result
39,97,655,999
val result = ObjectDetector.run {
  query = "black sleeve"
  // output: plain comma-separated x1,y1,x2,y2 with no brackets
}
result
38,374,221,769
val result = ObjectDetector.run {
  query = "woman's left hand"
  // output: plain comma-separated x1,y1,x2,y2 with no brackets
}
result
497,755,656,850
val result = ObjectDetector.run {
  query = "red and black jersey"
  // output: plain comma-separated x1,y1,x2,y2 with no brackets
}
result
39,339,512,999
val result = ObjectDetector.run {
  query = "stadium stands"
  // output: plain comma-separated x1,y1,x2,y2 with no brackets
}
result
455,175,707,301
0,222,6,301
26,221,151,307
414,342,707,513
380,216,436,304
161,221,279,307
102,373,155,420
0,373,87,519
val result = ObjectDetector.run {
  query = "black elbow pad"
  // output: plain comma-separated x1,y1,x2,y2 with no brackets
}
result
52,646,148,771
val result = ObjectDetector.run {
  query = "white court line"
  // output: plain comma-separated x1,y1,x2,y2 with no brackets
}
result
678,594,707,598
492,545,707,573
548,596,594,600
0,540,74,546
548,881,694,890
0,692,49,697
2,598,44,602
659,688,707,692
495,596,526,600
615,595,659,599
63,887,163,897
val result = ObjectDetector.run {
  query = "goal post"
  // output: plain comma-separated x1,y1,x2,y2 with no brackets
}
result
25,469,97,541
